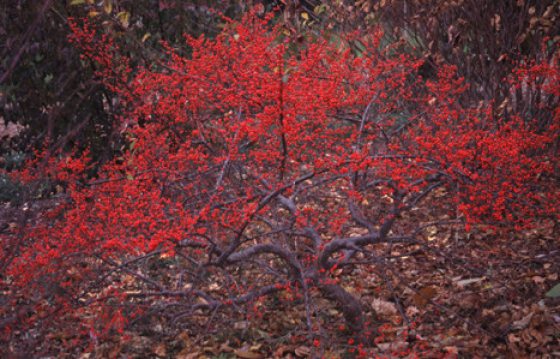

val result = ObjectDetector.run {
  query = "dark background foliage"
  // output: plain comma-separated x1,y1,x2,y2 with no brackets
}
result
0,0,250,168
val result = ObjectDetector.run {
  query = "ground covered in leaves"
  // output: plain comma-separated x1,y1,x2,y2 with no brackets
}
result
3,196,559,358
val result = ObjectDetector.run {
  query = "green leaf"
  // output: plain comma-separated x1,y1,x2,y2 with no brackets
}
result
545,283,560,298
70,0,85,5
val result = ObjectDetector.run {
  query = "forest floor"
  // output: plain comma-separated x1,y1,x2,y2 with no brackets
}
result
2,197,560,358
106,228,560,358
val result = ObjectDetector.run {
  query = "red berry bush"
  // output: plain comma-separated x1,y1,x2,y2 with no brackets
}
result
2,7,558,354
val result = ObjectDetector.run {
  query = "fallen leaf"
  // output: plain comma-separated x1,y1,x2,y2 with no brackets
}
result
460,293,481,310
234,349,263,359
377,341,408,352
406,306,420,317
294,345,311,357
273,345,293,358
372,298,398,317
234,321,250,330
153,343,166,357
128,335,152,351
176,352,200,359
250,344,262,351
413,286,437,307
455,277,485,288
444,346,459,355
545,283,560,298
219,342,234,352
512,312,534,330
103,0,112,14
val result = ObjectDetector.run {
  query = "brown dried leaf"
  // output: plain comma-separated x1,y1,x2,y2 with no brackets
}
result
176,352,200,359
219,342,235,352
512,312,534,331
455,277,485,288
371,298,398,317
273,345,293,358
406,306,420,317
413,286,437,307
377,341,408,352
234,349,263,359
153,343,166,358
294,345,311,357
103,0,112,14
